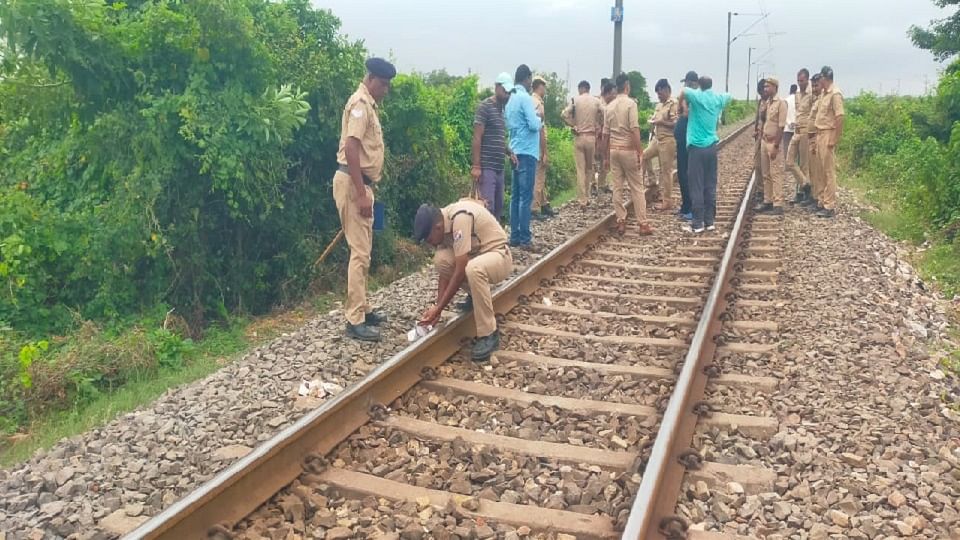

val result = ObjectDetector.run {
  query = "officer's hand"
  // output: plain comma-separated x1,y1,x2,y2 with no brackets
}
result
471,165,482,183
509,153,519,168
419,305,442,326
356,189,373,218
541,153,549,168
827,140,836,151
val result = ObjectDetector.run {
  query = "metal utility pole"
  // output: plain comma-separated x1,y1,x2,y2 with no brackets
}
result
746,47,755,101
612,0,623,78
725,12,768,92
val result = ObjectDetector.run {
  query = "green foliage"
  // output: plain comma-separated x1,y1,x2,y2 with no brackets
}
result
148,328,194,371
545,127,575,195
626,71,653,110
839,89,960,295
723,99,754,125
910,0,960,61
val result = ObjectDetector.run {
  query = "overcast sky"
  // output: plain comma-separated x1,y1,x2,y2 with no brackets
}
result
313,0,949,99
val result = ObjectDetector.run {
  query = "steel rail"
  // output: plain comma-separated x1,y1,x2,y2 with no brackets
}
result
621,150,758,537
128,121,753,540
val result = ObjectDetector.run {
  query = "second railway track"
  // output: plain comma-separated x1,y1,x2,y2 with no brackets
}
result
130,123,783,540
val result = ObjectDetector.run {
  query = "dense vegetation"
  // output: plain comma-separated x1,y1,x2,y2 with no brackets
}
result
0,0,583,436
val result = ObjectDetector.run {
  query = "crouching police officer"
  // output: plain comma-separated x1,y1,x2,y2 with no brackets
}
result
414,199,513,360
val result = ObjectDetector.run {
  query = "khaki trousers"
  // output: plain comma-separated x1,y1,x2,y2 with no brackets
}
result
332,171,373,325
816,131,838,210
532,161,548,212
573,134,596,204
642,136,678,208
434,248,513,336
808,134,823,202
594,147,608,190
760,140,784,207
610,148,647,224
786,129,810,191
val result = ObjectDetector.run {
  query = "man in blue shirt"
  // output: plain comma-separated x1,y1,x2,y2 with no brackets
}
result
678,76,732,233
504,64,542,248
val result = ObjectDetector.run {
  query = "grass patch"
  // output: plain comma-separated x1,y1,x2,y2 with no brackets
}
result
0,238,430,466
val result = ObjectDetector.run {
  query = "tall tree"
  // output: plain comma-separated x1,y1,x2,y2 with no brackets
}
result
626,70,652,110
910,0,960,61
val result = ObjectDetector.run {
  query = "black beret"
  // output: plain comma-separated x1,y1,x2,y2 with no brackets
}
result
413,204,439,243
366,57,397,80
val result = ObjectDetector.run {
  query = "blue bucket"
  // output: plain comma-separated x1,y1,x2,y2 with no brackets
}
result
373,201,385,232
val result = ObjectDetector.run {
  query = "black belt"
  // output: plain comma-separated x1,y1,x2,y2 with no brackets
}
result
338,165,373,186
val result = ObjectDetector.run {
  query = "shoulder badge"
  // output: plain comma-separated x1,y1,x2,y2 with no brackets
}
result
351,107,364,118
453,229,464,245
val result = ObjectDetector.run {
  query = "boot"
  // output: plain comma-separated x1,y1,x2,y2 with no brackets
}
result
456,295,473,313
541,204,556,217
364,310,389,326
472,329,500,361
754,202,773,213
637,223,655,236
346,322,381,342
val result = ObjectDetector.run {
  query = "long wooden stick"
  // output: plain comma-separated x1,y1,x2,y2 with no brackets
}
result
313,229,344,267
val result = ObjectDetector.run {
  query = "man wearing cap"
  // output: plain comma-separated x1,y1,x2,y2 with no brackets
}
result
530,76,554,219
642,79,679,210
811,66,844,218
604,72,654,236
805,73,824,210
472,73,517,221
678,76,732,233
504,64,542,249
414,200,512,360
675,71,700,220
756,77,787,215
787,69,814,205
333,57,396,342
562,80,603,206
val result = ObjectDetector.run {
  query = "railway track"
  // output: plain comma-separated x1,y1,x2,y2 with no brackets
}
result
129,123,783,540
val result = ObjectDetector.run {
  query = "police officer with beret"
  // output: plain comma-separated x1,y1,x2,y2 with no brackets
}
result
413,199,512,361
334,57,396,342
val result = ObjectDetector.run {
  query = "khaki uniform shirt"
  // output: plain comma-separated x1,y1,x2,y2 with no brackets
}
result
533,93,545,120
561,94,603,136
336,83,385,182
808,94,821,136
442,199,508,258
794,87,814,134
762,97,788,141
814,85,845,131
603,94,640,148
652,97,679,141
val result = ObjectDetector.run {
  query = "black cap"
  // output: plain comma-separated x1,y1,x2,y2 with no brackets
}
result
413,204,439,243
366,57,397,80
682,71,698,83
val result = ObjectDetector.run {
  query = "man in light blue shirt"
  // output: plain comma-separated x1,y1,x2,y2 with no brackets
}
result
504,64,542,248
679,75,732,233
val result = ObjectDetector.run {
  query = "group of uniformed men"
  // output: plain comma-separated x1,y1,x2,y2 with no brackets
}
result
753,66,845,218
331,57,840,361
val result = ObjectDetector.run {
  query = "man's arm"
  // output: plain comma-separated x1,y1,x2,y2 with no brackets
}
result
830,94,845,148
471,121,485,181
629,102,644,154
524,96,543,132
658,101,677,129
344,137,372,218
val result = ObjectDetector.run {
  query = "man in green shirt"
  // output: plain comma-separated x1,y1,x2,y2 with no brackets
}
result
678,76,732,233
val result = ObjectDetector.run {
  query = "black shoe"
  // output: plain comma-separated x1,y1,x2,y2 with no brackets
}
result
531,212,546,221
364,310,388,326
346,322,381,342
816,208,836,218
472,329,500,361
754,202,773,213
792,191,805,204
768,206,784,216
456,296,473,313
799,196,815,207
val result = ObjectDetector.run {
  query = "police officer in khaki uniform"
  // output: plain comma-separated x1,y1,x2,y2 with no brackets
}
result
787,68,814,204
604,73,654,236
756,77,787,215
414,200,512,360
531,77,554,218
334,58,396,342
595,79,616,194
804,73,824,209
811,66,845,218
642,79,679,210
561,80,603,206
